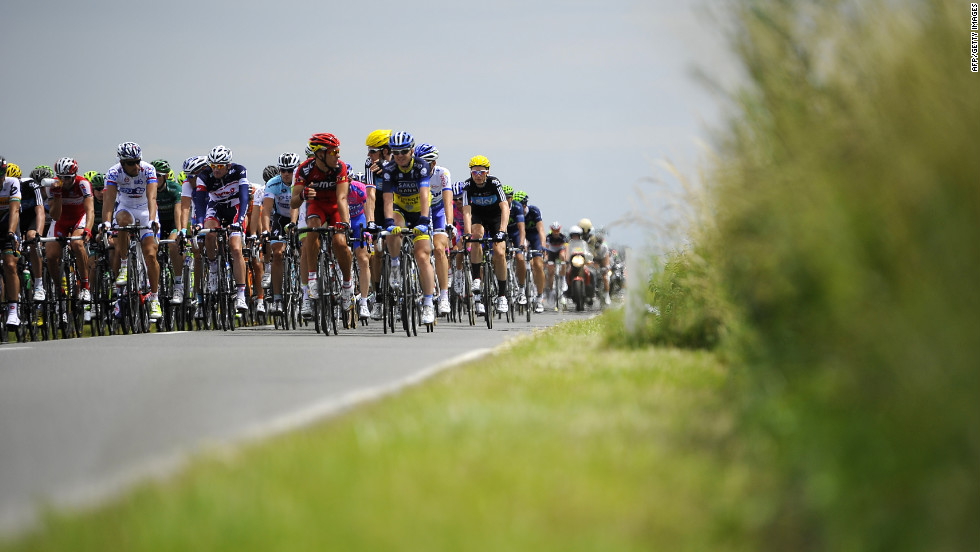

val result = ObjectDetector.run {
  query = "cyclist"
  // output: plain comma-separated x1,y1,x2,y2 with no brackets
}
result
347,171,372,320
81,171,105,229
1,156,22,326
245,169,271,315
544,221,568,303
192,145,250,313
103,142,162,320
258,165,279,290
514,190,546,313
502,185,527,308
151,159,184,308
290,133,352,319
178,155,207,309
364,129,392,321
415,143,454,316
262,152,300,314
460,155,510,315
579,218,610,305
47,157,95,309
20,166,49,302
381,131,436,325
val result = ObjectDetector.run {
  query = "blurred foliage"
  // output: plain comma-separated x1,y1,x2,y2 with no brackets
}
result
619,0,978,549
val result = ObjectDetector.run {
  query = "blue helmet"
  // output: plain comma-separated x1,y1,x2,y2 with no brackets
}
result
451,181,466,198
415,143,438,162
388,131,415,150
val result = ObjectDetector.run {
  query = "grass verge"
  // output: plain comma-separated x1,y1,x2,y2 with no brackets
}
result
2,315,751,552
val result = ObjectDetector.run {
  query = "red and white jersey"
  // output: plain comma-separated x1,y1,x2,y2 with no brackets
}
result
54,176,92,222
105,161,157,208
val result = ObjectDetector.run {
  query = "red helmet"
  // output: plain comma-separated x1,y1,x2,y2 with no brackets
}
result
309,133,340,151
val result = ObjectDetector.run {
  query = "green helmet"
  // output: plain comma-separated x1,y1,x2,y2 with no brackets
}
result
513,190,528,204
150,159,171,175
83,171,105,190
502,184,514,196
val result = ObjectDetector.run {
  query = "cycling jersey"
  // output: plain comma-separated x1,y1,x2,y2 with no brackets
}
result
1,176,22,233
506,202,525,230
429,166,451,207
348,179,367,219
365,157,389,224
462,176,506,229
381,157,430,214
156,172,182,226
51,176,92,238
545,232,567,252
16,178,43,234
193,163,249,226
295,158,349,226
263,175,292,218
524,205,542,230
105,162,157,208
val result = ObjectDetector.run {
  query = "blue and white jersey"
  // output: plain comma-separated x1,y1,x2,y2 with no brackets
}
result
105,161,158,208
193,163,249,225
195,163,248,205
263,174,292,217
381,157,431,214
429,166,451,209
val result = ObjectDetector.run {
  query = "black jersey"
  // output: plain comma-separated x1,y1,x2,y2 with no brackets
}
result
462,176,506,218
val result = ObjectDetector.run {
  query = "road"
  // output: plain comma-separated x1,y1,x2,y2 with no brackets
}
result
0,309,585,536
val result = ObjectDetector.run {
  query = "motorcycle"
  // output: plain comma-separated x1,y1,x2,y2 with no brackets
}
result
609,256,625,296
565,249,591,312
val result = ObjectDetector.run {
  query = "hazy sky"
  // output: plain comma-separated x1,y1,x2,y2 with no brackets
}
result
3,0,737,250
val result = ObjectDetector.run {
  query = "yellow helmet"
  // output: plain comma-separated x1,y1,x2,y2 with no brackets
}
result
578,218,593,232
6,162,21,178
366,129,392,148
468,155,491,169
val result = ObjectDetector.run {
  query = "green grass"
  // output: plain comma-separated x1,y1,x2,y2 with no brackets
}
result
2,316,755,552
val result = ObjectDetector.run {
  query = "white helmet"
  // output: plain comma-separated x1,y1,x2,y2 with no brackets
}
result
207,145,233,165
277,152,301,171
569,225,583,236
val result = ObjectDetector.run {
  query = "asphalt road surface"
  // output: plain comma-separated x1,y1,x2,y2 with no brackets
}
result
0,308,589,536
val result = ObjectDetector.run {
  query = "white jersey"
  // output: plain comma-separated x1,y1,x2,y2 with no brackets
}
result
429,166,451,208
105,161,158,208
1,176,22,217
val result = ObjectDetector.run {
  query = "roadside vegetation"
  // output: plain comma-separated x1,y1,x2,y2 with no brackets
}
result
619,0,978,549
2,0,975,550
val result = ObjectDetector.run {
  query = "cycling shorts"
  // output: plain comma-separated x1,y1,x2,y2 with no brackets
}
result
53,213,87,239
430,203,447,236
507,228,525,249
305,200,341,226
270,213,292,241
470,212,501,234
113,205,158,241
204,202,243,235
526,233,543,257
19,210,40,235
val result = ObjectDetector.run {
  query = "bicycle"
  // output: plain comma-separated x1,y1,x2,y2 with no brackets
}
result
157,236,178,332
113,224,152,335
38,234,87,339
274,226,302,330
198,227,237,332
88,230,116,336
298,225,345,337
464,234,502,330
16,237,41,342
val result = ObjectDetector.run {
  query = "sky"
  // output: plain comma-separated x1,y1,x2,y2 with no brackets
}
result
2,0,739,251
